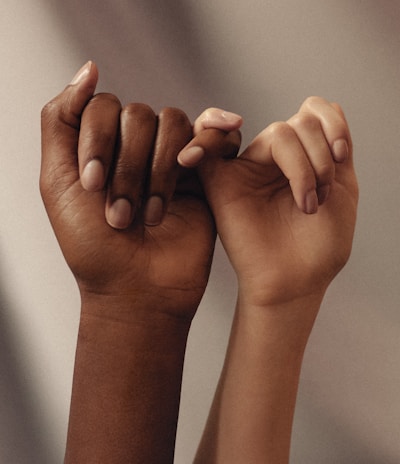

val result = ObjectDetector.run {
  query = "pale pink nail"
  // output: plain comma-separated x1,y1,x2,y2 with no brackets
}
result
219,110,242,125
177,146,205,167
332,139,349,163
70,61,92,85
81,159,104,191
106,198,133,229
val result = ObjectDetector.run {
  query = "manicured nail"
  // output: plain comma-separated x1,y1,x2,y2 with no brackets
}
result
332,139,348,163
219,110,243,125
106,198,133,229
70,61,92,85
305,190,318,214
177,146,205,167
81,159,104,191
317,185,330,205
144,196,163,226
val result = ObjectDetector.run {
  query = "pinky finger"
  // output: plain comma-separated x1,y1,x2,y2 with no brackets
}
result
177,128,241,168
193,107,243,136
177,108,242,168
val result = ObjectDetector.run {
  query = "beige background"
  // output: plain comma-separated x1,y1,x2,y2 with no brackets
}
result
1,1,399,462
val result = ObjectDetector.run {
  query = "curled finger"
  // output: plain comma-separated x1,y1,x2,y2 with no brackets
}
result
144,107,192,226
287,111,335,205
78,93,122,191
298,96,351,163
241,121,319,214
193,107,242,135
105,103,157,229
177,128,241,168
177,107,242,167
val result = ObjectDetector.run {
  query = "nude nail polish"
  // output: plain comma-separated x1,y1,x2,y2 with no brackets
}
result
81,159,104,191
106,198,132,230
70,61,92,85
332,139,349,163
177,146,205,167
220,110,243,125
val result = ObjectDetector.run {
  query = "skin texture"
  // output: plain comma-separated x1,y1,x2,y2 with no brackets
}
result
41,60,357,463
191,98,358,463
40,61,241,464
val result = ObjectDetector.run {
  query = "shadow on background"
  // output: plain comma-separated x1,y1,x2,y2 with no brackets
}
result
14,1,400,462
0,289,53,464
41,0,219,113
292,391,399,464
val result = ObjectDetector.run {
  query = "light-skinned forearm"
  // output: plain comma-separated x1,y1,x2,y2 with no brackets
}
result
194,292,323,464
64,294,192,464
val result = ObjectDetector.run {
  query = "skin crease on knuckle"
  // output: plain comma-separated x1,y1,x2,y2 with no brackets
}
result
121,102,156,124
288,111,321,133
112,160,143,187
265,120,294,142
160,107,190,127
89,92,121,108
300,95,325,111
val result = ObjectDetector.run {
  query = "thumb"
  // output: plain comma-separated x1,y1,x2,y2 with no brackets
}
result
40,61,99,200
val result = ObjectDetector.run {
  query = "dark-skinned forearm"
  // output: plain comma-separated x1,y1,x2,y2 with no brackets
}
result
64,295,192,464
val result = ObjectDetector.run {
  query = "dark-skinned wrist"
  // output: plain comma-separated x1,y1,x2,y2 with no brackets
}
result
65,292,196,464
79,287,201,325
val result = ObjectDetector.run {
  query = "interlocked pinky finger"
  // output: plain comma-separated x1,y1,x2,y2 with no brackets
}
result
177,128,241,168
176,108,242,168
193,108,242,136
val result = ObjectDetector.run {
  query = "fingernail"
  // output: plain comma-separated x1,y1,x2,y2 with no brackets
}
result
305,191,318,214
219,110,243,125
70,61,92,85
332,139,349,163
81,159,104,191
144,196,164,226
177,146,205,167
106,198,133,229
317,185,330,205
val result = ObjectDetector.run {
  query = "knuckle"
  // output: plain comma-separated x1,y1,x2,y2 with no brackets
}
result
41,99,60,125
121,103,156,124
289,112,321,132
266,121,293,140
302,95,324,110
160,107,190,128
91,92,121,107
